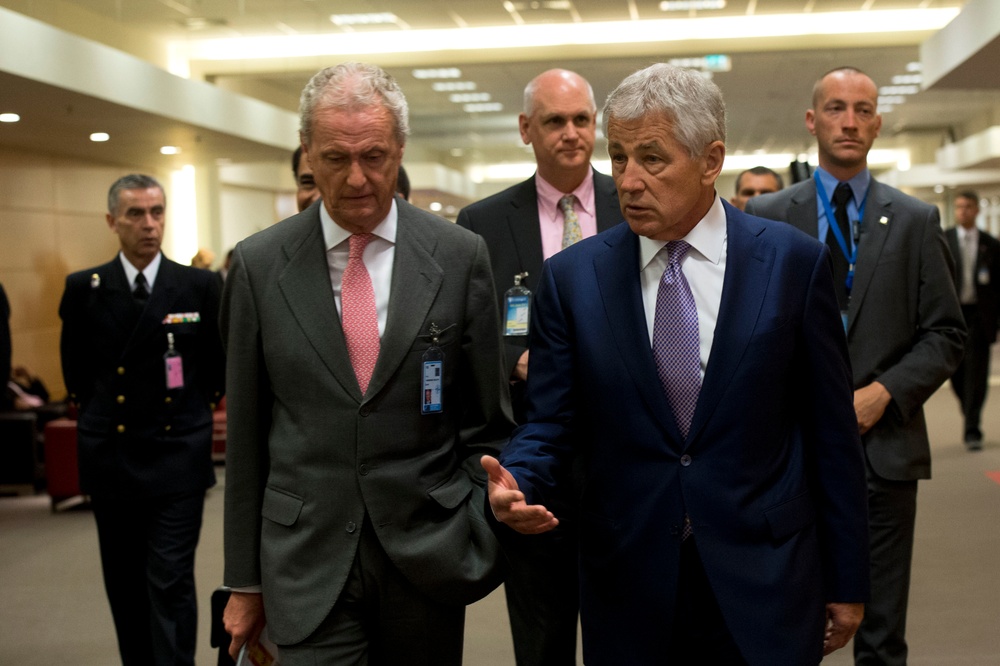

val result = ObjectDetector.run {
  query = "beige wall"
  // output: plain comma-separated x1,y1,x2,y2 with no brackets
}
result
0,148,164,399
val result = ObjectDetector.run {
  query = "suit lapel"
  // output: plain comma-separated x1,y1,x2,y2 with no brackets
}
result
846,180,893,335
125,258,179,354
99,258,138,338
593,170,622,233
687,208,773,447
788,180,820,238
506,179,545,286
367,205,443,398
277,213,359,398
593,226,679,439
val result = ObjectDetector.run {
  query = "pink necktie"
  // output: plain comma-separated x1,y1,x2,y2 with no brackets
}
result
342,233,380,394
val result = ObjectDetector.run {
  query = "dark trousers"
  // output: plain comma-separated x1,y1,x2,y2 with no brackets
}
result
853,466,919,666
951,305,991,441
503,528,580,666
91,490,205,666
278,517,466,666
668,537,747,665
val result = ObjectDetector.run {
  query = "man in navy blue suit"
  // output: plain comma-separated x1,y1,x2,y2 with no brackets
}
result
484,63,870,665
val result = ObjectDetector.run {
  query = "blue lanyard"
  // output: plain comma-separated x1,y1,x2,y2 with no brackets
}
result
814,172,868,293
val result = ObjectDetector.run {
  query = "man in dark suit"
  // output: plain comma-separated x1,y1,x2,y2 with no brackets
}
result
221,62,513,666
456,68,619,666
485,62,869,665
729,165,783,211
0,282,10,400
945,190,1000,451
59,174,225,666
747,67,965,665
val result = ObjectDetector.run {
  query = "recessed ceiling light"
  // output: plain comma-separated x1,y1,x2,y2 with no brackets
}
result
429,202,443,212
0,113,20,123
161,146,181,155
90,132,110,142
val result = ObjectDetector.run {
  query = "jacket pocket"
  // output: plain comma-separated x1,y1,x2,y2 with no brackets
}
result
261,486,304,526
764,492,815,542
428,474,473,509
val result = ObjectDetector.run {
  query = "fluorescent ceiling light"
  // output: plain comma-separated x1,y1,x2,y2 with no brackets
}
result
432,81,477,91
879,85,920,96
891,74,923,85
90,132,110,142
180,9,959,62
660,0,726,10
161,146,181,155
464,103,503,113
0,113,19,123
450,93,491,103
331,13,398,26
413,68,462,79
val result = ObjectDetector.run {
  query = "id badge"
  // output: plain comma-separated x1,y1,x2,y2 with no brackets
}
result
421,346,443,414
164,331,184,389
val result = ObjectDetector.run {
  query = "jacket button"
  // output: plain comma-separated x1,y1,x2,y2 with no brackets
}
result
346,521,357,534
359,406,370,417
164,425,171,432
116,424,125,434
117,366,125,375
116,395,125,404
680,454,692,467
165,396,173,404
359,464,368,476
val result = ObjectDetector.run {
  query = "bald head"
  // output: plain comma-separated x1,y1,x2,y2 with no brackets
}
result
519,69,598,193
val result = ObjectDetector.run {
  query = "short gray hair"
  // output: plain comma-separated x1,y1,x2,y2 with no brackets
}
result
299,62,409,147
107,174,164,215
602,63,726,158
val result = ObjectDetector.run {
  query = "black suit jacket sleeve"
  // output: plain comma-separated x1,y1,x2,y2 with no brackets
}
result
0,283,10,402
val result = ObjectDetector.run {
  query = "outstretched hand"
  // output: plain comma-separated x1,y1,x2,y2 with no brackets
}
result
481,455,559,534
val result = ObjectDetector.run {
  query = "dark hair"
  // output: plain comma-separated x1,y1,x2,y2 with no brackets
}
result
956,190,979,205
107,174,164,215
735,166,784,193
292,146,304,178
397,165,411,201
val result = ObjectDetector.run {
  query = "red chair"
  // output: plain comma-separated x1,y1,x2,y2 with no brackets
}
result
43,418,84,511
212,397,227,463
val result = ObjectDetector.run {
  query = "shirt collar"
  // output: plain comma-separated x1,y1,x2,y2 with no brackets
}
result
815,165,871,208
535,169,596,218
638,195,727,270
320,198,398,250
119,251,162,289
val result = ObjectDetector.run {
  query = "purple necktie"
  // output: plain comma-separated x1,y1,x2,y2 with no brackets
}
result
652,241,701,440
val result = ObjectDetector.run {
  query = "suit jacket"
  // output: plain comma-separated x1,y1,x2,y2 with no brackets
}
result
0,282,10,404
945,226,1000,342
456,169,621,381
500,204,869,665
748,178,966,481
220,199,513,645
58,255,225,498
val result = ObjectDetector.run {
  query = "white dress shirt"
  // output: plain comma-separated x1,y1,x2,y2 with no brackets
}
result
119,251,162,292
638,195,728,381
320,200,398,337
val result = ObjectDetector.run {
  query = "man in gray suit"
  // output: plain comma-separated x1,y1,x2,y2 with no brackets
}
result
221,62,513,665
456,69,620,666
747,66,965,665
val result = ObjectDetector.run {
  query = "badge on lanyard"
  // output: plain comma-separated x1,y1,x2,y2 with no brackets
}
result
503,272,531,337
421,323,448,414
164,332,184,390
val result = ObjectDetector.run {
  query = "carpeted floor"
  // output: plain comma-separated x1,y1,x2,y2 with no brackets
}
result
2,382,998,665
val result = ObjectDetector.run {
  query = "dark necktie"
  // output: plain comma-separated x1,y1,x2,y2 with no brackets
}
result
827,182,853,310
133,273,150,305
652,241,701,440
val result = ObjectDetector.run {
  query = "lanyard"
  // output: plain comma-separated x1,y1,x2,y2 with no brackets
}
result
814,172,868,292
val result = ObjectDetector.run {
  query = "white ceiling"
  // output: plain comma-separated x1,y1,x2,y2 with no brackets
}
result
1,0,997,189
